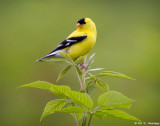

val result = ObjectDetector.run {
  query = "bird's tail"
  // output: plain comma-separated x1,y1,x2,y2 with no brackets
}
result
35,53,56,62
35,50,64,62
35,50,65,62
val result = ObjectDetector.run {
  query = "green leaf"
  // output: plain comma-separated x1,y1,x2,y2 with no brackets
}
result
67,91,93,109
59,52,73,61
56,65,72,82
50,85,71,99
85,75,96,81
75,64,82,75
98,71,135,80
86,80,94,86
17,81,53,91
84,54,88,62
100,103,132,109
94,111,107,120
70,112,83,120
39,58,67,63
98,91,134,109
86,82,95,97
96,79,109,92
101,109,141,122
41,99,67,121
18,81,71,99
57,106,89,113
86,53,95,68
75,56,85,64
75,113,83,120
88,68,104,72
70,104,84,120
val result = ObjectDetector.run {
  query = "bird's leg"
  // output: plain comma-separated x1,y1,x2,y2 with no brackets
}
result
80,62,87,70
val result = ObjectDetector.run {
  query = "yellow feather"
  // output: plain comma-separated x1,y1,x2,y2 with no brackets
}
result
36,18,97,61
66,18,97,59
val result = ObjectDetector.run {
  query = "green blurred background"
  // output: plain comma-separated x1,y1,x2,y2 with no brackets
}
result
0,0,160,126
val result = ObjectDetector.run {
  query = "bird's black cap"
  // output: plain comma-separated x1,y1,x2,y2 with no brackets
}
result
77,18,86,25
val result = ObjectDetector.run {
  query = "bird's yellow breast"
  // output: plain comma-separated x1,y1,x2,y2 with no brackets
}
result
67,30,96,59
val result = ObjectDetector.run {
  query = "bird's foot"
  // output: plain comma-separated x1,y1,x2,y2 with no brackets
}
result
79,62,87,70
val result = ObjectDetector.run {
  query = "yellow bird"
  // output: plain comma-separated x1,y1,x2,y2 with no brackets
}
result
36,18,97,61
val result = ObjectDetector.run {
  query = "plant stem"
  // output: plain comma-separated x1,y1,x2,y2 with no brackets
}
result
81,69,86,93
93,106,101,113
81,113,87,126
73,65,85,92
74,63,87,126
81,66,88,126
87,114,93,126
73,113,79,126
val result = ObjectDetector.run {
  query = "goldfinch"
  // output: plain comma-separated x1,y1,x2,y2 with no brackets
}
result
36,18,97,61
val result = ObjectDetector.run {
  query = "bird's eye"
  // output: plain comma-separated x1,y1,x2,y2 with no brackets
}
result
77,18,86,25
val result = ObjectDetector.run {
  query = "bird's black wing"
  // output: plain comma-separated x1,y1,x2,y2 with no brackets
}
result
50,35,87,53
36,35,87,61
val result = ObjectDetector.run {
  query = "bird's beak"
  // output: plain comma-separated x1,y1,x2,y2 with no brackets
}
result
76,23,81,28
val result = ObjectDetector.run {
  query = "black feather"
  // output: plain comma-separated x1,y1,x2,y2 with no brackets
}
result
77,18,86,25
36,35,87,61
50,35,87,53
